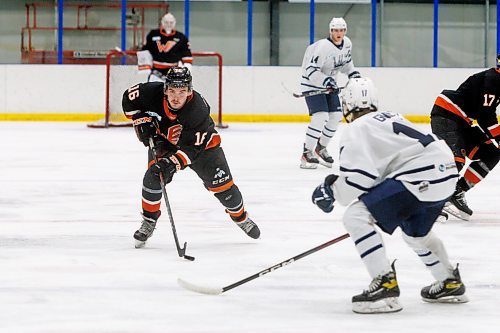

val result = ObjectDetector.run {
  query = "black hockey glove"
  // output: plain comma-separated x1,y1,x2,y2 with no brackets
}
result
323,77,340,94
348,71,362,79
152,138,179,158
312,174,338,213
150,156,182,184
132,112,160,147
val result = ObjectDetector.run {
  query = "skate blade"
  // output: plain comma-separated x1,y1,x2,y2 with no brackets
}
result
317,160,333,168
443,205,471,221
352,297,403,314
422,294,469,304
135,240,146,248
314,154,333,168
300,161,318,169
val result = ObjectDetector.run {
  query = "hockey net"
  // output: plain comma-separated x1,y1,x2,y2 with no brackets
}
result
88,50,225,128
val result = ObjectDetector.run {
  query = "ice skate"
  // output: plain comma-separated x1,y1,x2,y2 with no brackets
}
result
300,147,319,169
314,142,333,168
235,214,260,239
421,265,468,303
134,214,157,248
443,190,472,221
352,263,402,314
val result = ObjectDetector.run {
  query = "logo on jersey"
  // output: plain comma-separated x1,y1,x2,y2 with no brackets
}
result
418,181,429,192
166,124,183,144
156,40,177,53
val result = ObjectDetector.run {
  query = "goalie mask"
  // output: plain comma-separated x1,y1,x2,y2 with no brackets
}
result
164,67,193,91
342,77,378,123
329,17,347,31
161,13,176,34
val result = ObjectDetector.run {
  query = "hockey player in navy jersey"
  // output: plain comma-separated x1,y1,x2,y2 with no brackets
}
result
136,13,193,83
299,17,361,169
312,78,468,314
430,54,500,221
122,67,260,248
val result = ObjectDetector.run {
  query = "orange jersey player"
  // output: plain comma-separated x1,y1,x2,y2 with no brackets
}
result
122,67,260,248
137,13,193,83
430,54,500,221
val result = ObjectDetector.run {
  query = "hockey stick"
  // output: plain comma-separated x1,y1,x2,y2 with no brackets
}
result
280,81,343,98
149,138,195,261
293,87,345,98
177,232,350,295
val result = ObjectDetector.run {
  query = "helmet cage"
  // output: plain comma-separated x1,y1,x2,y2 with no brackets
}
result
161,13,176,33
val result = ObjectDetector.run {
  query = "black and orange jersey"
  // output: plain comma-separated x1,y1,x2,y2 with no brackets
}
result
431,68,500,140
142,28,193,75
122,82,220,166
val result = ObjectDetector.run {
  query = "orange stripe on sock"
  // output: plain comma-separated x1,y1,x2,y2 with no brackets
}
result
454,156,466,164
142,200,161,212
207,180,234,193
464,169,481,185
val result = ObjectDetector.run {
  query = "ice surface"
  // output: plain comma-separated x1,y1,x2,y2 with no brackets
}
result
1,122,499,333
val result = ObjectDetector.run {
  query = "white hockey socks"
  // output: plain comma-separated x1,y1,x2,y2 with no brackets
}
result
304,112,328,151
343,201,392,279
318,112,342,147
402,231,454,281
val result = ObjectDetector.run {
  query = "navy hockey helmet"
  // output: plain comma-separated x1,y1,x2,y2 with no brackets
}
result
164,67,193,91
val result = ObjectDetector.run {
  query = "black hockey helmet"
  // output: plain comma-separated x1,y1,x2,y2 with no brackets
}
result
164,66,192,91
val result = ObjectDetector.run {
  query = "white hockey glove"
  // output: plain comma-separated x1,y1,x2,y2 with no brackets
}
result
312,174,338,213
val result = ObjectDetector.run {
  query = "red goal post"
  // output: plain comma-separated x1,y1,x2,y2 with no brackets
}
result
88,50,225,128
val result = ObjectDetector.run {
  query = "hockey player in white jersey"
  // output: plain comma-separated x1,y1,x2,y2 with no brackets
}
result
300,17,361,169
312,78,468,314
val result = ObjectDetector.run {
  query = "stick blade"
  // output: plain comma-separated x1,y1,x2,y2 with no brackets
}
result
177,278,223,295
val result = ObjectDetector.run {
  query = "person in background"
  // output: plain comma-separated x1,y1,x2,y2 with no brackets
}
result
299,17,361,169
137,13,193,82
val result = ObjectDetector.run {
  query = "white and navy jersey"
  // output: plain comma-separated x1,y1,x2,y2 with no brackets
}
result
333,111,459,205
300,36,357,93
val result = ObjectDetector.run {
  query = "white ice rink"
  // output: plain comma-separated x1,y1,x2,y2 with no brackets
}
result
1,122,499,333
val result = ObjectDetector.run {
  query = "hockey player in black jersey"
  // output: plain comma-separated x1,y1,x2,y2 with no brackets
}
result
430,54,500,221
137,13,193,82
122,67,260,248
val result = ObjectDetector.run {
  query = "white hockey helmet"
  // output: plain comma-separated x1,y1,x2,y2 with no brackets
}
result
161,13,176,33
329,17,347,31
342,77,378,122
